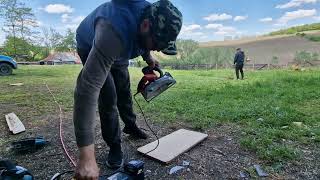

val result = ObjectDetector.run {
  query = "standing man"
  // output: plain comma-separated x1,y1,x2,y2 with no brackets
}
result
234,48,245,80
73,0,182,179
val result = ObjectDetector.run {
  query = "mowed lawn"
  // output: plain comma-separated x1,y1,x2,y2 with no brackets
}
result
0,65,319,164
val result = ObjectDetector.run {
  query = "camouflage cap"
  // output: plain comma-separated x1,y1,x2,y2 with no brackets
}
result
148,0,183,55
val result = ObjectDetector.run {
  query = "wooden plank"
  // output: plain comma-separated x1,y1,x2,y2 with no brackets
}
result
137,129,208,164
10,83,24,86
5,113,26,134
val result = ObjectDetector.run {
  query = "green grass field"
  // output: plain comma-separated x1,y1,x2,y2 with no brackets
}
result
1,65,319,164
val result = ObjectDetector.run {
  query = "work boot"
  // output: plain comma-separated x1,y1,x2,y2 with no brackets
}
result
123,124,148,139
106,143,123,169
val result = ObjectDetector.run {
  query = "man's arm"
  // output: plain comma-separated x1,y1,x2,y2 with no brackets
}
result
142,51,159,67
234,53,238,65
73,18,124,179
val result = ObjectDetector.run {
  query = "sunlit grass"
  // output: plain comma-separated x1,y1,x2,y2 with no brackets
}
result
0,65,319,163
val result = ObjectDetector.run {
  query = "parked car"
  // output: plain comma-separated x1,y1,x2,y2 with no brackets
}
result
0,55,18,76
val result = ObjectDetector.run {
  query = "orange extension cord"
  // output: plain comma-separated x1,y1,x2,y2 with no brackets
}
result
46,84,77,167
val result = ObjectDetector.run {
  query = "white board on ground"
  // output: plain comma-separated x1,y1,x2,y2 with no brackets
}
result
137,129,208,164
5,113,26,134
9,83,24,86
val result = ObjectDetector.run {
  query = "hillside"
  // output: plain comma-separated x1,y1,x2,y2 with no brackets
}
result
270,23,320,36
200,32,320,64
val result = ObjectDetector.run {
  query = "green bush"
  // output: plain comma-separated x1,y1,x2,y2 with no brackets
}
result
306,35,320,42
294,50,319,63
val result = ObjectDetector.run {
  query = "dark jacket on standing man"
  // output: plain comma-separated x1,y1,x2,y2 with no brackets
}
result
234,51,245,65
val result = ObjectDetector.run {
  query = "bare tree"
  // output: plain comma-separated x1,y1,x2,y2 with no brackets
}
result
40,27,51,56
17,6,38,40
49,27,63,51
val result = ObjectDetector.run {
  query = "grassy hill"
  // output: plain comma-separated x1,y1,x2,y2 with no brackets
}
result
195,23,320,65
199,32,320,65
270,23,320,36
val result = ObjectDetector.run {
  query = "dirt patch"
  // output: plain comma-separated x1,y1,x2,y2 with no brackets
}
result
1,110,319,179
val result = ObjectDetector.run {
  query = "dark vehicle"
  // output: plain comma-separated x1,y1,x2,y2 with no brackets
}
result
0,55,18,76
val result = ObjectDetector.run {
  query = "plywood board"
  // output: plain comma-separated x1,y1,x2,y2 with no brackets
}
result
137,129,208,164
5,113,25,134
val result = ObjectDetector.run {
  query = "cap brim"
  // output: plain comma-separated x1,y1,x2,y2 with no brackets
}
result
161,42,177,55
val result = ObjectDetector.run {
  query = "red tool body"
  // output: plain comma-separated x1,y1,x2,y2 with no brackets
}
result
136,66,176,102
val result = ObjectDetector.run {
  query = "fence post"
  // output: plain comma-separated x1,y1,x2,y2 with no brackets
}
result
253,63,255,70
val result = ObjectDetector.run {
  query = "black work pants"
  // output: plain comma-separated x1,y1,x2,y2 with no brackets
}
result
235,64,244,79
77,48,136,146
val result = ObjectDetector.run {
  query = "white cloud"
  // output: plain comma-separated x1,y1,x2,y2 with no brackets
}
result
61,14,71,23
58,14,85,31
273,23,289,27
234,15,248,21
181,24,202,32
205,23,240,36
276,0,317,9
277,9,317,24
205,23,223,29
44,4,74,14
179,24,205,41
259,17,273,22
204,13,233,21
73,16,85,24
199,35,208,40
62,14,84,24
214,26,238,35
189,32,204,36
179,31,204,41
314,16,320,20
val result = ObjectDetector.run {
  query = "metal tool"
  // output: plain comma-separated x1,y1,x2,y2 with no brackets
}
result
10,137,47,152
50,160,145,180
0,160,33,180
136,66,176,102
104,160,144,180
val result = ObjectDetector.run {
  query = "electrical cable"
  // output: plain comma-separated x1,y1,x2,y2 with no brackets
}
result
47,83,128,179
133,93,160,155
46,83,157,179
45,83,77,167
50,170,74,180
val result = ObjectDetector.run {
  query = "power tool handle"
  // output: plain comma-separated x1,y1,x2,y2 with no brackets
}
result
153,66,164,77
142,66,163,77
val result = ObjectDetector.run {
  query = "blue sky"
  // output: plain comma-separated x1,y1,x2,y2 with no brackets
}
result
1,0,320,44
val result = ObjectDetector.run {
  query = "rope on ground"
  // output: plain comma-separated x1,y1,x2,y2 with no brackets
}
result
45,83,77,167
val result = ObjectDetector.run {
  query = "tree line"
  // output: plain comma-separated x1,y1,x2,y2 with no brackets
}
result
148,39,235,66
0,0,76,61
